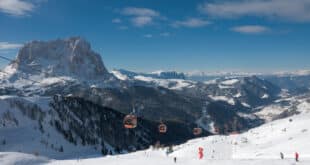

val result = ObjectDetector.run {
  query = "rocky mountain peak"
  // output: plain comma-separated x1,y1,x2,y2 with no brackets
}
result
9,37,110,80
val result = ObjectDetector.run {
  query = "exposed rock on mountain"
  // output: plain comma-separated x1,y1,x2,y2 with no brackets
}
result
10,37,110,80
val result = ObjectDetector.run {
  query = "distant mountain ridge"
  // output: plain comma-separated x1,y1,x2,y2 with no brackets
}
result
111,69,186,80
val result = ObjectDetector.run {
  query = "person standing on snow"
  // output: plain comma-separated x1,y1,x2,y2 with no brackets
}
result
280,152,284,159
174,157,177,163
295,152,299,162
198,147,204,159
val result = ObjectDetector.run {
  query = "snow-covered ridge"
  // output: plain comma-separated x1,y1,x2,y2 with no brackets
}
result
186,70,310,78
271,70,310,77
111,69,186,80
111,69,280,108
111,69,193,90
208,95,235,105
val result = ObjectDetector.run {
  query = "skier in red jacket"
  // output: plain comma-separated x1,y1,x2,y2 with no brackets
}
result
295,152,299,162
198,147,204,159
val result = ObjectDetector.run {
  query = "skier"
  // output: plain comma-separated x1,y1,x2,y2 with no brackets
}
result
198,147,204,159
174,157,177,163
295,152,299,162
280,152,284,159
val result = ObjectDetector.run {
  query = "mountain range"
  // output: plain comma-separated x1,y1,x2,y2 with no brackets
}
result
1,37,310,159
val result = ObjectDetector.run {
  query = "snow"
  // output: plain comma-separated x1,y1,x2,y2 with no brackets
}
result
0,96,101,159
234,92,242,98
151,70,165,75
170,79,193,90
1,111,309,165
221,79,239,85
256,105,288,121
208,95,235,105
3,65,17,75
273,70,310,76
218,84,234,89
133,75,193,90
256,96,310,121
111,70,128,80
241,102,251,108
233,113,310,159
134,75,153,82
297,101,310,113
0,152,49,164
261,94,269,99
40,77,72,86
204,79,217,85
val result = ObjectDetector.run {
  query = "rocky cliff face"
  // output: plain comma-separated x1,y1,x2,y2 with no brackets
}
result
9,37,110,80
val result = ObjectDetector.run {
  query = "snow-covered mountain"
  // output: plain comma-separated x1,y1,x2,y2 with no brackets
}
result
8,37,110,80
0,37,309,164
111,69,281,108
0,94,205,159
2,102,309,164
0,37,120,96
112,69,186,80
0,37,214,159
111,69,194,90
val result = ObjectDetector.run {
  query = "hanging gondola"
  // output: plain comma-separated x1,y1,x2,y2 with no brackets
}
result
214,127,220,134
193,127,202,136
158,123,167,133
123,115,137,129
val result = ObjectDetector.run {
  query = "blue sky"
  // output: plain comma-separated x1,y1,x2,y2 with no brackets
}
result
0,0,310,73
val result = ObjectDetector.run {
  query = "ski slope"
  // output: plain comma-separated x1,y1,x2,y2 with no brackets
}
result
1,110,309,165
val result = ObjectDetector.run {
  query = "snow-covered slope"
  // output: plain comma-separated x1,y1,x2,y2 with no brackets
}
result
2,109,309,165
256,93,310,121
0,96,99,159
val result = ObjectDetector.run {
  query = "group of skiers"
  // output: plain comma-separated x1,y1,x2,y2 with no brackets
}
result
280,152,299,162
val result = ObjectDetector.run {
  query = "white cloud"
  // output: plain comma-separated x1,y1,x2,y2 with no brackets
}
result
160,32,170,37
0,0,34,16
172,18,210,28
0,42,23,50
199,0,310,22
143,34,153,38
122,7,159,17
131,16,153,27
112,18,122,23
121,7,160,27
231,25,269,34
